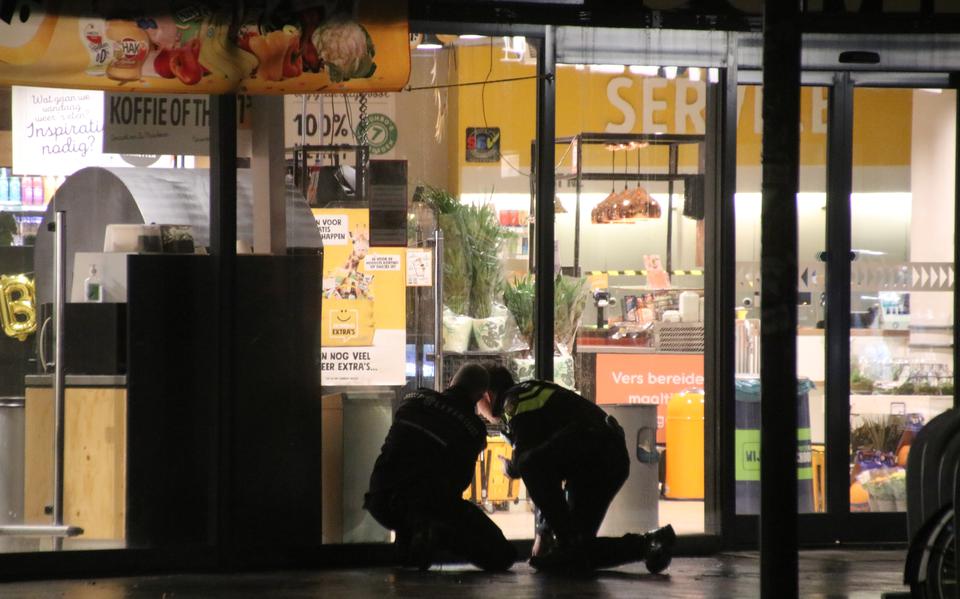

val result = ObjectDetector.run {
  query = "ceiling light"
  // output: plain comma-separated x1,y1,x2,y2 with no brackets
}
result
629,65,660,76
589,64,626,74
662,66,678,80
459,34,485,40
688,67,701,82
708,68,720,83
417,34,443,50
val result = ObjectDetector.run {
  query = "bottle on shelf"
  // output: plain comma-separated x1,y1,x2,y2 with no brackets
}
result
43,176,57,205
8,174,21,205
33,176,44,206
84,264,104,302
21,176,33,205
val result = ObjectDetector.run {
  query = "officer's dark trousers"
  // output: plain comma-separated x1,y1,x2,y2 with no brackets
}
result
365,486,516,571
517,420,648,568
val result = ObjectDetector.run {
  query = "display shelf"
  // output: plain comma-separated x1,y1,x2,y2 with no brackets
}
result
613,286,704,291
0,205,47,213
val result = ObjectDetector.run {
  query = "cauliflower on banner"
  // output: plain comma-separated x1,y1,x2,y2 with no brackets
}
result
311,19,376,82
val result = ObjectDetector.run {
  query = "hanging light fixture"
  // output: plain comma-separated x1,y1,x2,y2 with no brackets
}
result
417,34,444,50
591,145,660,224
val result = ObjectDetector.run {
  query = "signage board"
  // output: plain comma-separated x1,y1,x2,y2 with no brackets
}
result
595,352,704,443
315,208,406,385
0,2,410,95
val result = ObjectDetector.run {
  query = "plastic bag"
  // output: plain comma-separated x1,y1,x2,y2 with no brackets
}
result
443,308,473,353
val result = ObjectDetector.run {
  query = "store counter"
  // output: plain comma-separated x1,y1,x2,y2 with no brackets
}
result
23,374,126,542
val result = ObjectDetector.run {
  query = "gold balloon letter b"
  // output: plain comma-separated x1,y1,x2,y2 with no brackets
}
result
0,275,37,342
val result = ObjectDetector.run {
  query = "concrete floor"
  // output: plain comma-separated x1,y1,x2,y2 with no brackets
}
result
0,550,909,598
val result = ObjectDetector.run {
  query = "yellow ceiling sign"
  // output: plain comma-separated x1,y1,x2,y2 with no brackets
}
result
455,45,912,169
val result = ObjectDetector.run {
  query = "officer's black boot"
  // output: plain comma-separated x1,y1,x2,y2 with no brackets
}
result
639,524,676,574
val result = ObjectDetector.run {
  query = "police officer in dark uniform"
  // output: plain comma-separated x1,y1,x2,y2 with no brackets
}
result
482,365,675,574
363,363,517,571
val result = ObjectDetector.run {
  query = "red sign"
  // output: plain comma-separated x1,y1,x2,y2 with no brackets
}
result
596,353,704,443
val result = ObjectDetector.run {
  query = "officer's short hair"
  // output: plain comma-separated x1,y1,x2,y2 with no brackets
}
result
485,365,516,417
449,363,490,403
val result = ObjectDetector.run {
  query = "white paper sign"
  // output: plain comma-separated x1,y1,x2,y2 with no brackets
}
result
364,254,401,271
315,213,349,246
320,330,406,385
103,93,210,156
12,86,173,175
406,248,432,287
284,93,398,157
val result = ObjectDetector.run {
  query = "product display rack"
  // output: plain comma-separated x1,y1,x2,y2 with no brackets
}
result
530,132,705,275
291,144,370,205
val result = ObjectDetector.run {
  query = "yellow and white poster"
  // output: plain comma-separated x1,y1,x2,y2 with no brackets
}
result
316,208,406,385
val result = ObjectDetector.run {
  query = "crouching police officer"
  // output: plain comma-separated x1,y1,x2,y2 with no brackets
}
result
363,363,517,571
481,365,675,574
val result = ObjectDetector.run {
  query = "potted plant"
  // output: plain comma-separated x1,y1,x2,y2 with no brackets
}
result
501,273,589,389
424,186,473,352
460,202,506,351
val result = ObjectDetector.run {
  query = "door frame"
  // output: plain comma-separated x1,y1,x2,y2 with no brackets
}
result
726,70,959,547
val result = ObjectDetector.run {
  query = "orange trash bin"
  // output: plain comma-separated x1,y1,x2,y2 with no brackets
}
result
665,389,704,500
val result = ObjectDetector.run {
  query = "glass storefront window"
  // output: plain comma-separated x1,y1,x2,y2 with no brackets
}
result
554,65,710,536
848,88,956,513
734,85,828,515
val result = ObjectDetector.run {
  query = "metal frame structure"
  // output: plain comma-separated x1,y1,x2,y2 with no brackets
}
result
292,144,370,205
534,132,706,275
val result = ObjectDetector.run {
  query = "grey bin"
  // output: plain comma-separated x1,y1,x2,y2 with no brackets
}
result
598,404,660,536
0,398,24,527
322,391,393,544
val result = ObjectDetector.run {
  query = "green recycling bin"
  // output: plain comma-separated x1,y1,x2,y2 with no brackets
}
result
735,377,814,515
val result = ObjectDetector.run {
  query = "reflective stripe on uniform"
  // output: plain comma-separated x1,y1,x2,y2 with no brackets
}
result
505,385,555,422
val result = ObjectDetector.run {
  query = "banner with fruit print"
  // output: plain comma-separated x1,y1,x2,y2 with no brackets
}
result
0,1,409,95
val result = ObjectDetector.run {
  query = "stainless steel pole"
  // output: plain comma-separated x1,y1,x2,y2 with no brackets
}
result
0,232,81,543
53,210,66,550
433,229,444,391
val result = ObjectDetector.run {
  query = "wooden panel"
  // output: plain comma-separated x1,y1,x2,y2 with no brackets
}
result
23,387,126,540
24,387,53,524
0,131,11,168
63,388,126,540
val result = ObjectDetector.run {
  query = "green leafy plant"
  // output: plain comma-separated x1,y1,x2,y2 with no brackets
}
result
422,188,505,319
554,274,589,351
439,211,471,316
502,274,535,347
461,203,504,319
850,366,875,395
896,381,916,395
851,415,905,453
501,274,589,353
0,213,16,247
422,184,460,216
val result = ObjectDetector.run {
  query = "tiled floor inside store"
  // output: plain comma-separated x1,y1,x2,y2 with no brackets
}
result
0,550,910,598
